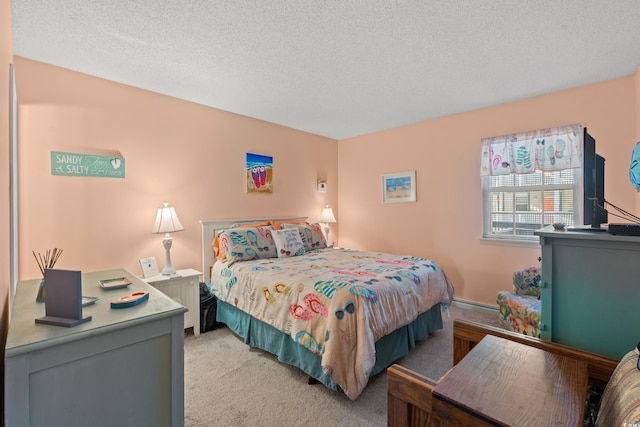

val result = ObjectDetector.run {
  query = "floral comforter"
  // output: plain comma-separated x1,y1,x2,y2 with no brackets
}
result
210,248,454,400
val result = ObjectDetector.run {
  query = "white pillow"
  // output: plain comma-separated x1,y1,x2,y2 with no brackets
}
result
282,223,327,251
272,228,305,258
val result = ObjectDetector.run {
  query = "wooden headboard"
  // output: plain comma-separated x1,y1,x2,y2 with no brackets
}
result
200,216,307,284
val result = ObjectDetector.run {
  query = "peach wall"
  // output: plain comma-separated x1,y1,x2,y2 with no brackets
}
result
636,66,640,140
635,66,640,214
11,56,640,308
338,76,637,306
14,57,338,280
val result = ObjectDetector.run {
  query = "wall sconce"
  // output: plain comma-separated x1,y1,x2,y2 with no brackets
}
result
151,202,184,276
317,180,327,192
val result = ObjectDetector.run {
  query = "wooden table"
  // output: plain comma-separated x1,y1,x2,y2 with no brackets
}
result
432,334,588,426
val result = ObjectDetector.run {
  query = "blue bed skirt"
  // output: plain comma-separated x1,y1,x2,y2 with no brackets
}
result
216,299,444,391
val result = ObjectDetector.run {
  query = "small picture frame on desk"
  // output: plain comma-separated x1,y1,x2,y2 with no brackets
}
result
139,257,159,278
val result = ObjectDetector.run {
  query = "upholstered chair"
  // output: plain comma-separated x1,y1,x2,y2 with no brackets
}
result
496,266,541,337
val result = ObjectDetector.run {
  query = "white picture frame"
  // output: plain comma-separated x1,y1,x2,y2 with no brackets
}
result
382,171,417,203
139,256,159,278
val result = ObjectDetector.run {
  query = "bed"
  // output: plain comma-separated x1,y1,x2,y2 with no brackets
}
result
200,217,455,400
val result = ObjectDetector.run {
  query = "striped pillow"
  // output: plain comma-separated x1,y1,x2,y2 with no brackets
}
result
595,348,640,426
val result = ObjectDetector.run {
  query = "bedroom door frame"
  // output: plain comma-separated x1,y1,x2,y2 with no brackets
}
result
9,63,18,308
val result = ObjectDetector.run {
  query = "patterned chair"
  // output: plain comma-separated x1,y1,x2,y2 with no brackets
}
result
496,266,541,337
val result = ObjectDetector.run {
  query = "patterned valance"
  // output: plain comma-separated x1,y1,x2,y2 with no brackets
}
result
480,124,582,176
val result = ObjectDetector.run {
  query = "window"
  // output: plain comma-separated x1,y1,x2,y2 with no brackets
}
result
482,169,581,240
480,124,583,241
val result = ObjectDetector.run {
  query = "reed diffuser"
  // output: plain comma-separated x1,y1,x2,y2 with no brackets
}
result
33,248,63,302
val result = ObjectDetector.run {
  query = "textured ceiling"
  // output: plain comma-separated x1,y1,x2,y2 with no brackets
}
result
11,1,640,139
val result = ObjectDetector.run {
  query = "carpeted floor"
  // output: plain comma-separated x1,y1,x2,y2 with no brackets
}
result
183,304,501,427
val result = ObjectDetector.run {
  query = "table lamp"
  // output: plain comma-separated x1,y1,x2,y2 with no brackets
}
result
320,205,336,244
152,202,184,276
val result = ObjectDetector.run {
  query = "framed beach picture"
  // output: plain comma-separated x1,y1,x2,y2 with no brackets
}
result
382,171,416,203
246,153,273,193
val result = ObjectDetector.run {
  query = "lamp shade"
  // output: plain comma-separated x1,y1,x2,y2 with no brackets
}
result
320,205,336,223
152,202,184,234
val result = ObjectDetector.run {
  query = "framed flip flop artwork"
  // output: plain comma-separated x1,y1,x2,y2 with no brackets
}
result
246,153,273,193
382,170,416,203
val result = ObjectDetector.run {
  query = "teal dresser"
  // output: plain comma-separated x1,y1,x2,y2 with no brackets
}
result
535,226,640,360
5,269,187,426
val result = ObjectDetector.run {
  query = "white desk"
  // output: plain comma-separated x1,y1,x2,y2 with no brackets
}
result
5,269,187,427
140,268,202,336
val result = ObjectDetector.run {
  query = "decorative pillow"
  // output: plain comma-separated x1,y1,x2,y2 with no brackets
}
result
229,221,272,229
513,266,542,296
272,228,305,258
282,223,327,251
270,219,305,230
595,347,640,426
217,226,276,265
212,221,294,262
212,234,227,262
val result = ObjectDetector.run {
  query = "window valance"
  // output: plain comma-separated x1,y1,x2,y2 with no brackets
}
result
480,124,582,176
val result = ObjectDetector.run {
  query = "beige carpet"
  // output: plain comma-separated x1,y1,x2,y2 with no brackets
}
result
184,304,500,427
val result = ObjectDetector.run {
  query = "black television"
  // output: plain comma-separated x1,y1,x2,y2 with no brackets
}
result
583,128,608,229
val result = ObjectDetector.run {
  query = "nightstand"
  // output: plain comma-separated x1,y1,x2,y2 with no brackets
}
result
141,268,202,336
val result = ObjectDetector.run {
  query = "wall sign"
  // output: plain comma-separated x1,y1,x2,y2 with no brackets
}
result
51,151,125,178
